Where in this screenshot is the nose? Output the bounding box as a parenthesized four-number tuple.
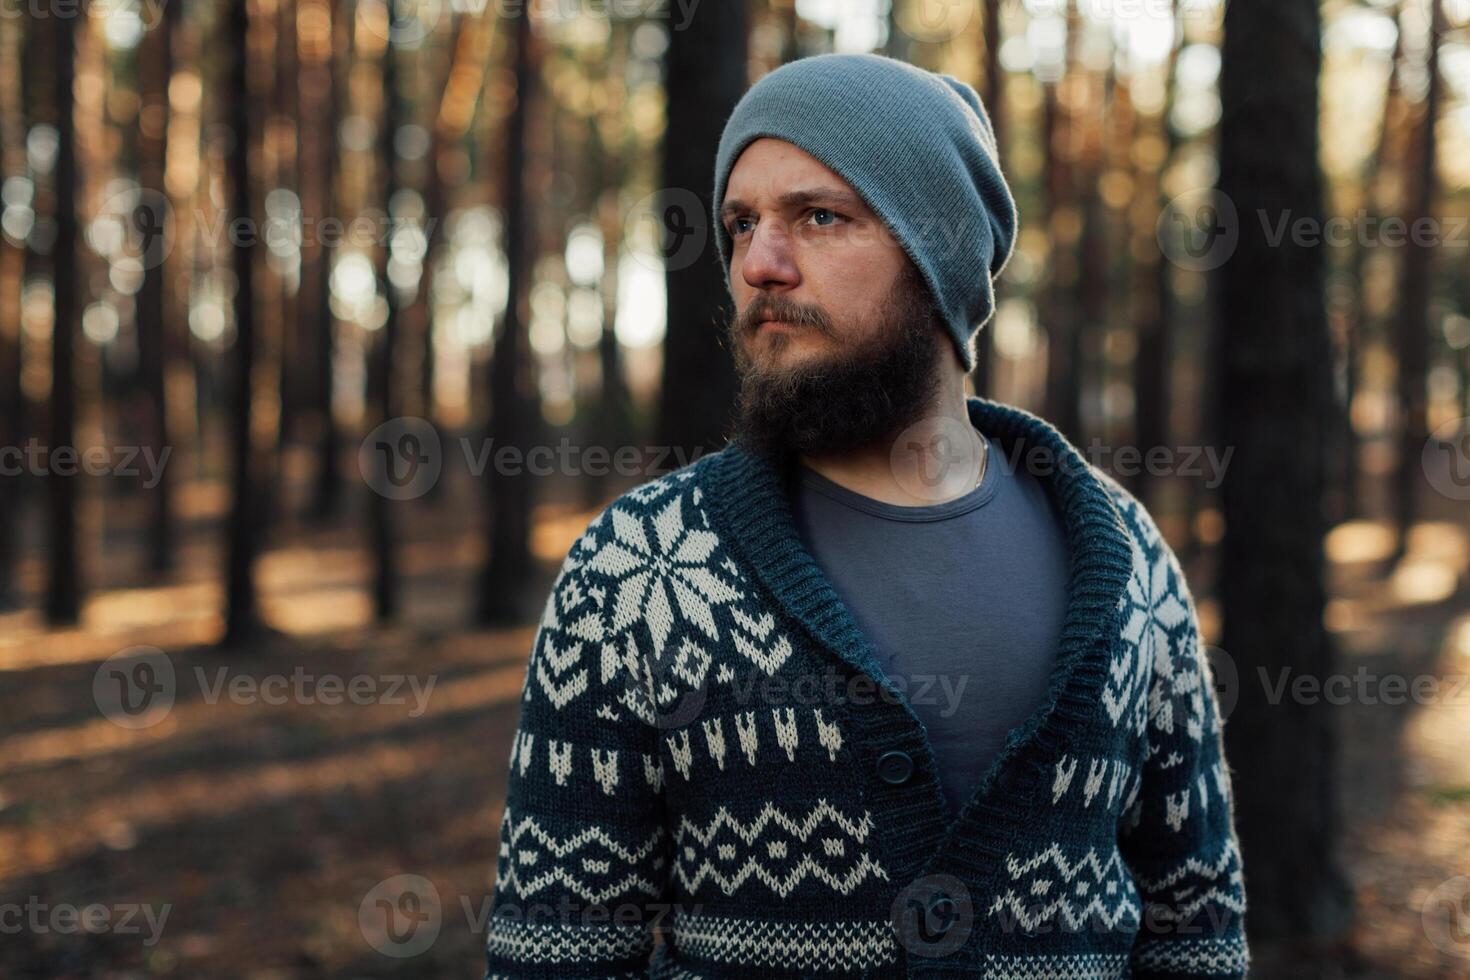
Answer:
(739, 219, 800, 292)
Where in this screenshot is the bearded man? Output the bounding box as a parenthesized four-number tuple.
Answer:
(484, 52, 1249, 980)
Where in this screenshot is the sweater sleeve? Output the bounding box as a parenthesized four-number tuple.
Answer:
(483, 519, 673, 979)
(1117, 523, 1250, 980)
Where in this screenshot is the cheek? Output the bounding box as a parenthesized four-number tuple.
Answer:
(808, 251, 902, 325)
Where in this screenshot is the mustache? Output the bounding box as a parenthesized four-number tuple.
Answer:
(735, 297, 836, 339)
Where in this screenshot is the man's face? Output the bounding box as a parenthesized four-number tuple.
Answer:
(719, 138, 946, 458)
(721, 138, 915, 370)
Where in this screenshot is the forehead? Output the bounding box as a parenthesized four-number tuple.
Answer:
(724, 138, 860, 202)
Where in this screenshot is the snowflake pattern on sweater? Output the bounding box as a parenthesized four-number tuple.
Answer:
(484, 398, 1248, 979)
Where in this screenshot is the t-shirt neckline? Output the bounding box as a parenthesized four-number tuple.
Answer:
(793, 431, 1001, 523)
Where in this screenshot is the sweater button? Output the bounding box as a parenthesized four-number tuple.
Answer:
(876, 750, 914, 785)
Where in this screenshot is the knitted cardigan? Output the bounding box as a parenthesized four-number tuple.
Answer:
(483, 397, 1249, 979)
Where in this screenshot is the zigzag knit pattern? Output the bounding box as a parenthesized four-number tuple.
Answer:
(483, 397, 1249, 978)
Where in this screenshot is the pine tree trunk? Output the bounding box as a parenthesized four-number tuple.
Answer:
(476, 3, 536, 625)
(971, 0, 1005, 399)
(1336, 0, 1404, 526)
(1217, 0, 1353, 948)
(224, 0, 261, 644)
(45, 6, 80, 625)
(1392, 0, 1444, 549)
(0, 12, 27, 607)
(309, 0, 349, 522)
(1133, 4, 1182, 512)
(1042, 0, 1080, 441)
(134, 0, 179, 574)
(656, 0, 747, 461)
(369, 8, 402, 622)
(585, 21, 633, 509)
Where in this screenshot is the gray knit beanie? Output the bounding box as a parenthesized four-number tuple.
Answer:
(712, 53, 1018, 371)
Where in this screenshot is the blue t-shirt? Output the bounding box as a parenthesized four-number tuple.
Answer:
(789, 430, 1071, 819)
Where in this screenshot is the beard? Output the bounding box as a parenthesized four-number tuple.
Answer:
(726, 260, 947, 461)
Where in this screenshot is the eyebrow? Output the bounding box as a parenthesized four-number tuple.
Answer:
(719, 187, 865, 220)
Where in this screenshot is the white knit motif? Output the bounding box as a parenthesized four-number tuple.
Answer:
(529, 480, 797, 727)
(1130, 836, 1248, 923)
(987, 843, 1142, 933)
(1104, 488, 1214, 774)
(673, 801, 889, 899)
(1050, 754, 1137, 813)
(668, 913, 899, 971)
(494, 807, 669, 905)
(1132, 936, 1250, 974)
(484, 919, 650, 965)
(979, 953, 1131, 979)
(662, 707, 846, 781)
(1105, 535, 1167, 736)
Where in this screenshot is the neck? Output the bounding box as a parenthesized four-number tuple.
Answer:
(797, 367, 984, 507)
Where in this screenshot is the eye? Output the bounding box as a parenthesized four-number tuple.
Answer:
(805, 207, 841, 228)
(728, 216, 754, 237)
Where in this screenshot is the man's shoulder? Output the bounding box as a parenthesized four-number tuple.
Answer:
(598, 444, 729, 518)
(1088, 464, 1172, 563)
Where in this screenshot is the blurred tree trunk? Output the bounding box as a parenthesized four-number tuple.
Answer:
(1335, 2, 1404, 527)
(1392, 0, 1444, 551)
(0, 12, 26, 607)
(224, 0, 262, 644)
(971, 0, 1004, 400)
(1074, 63, 1110, 448)
(0, 237, 17, 605)
(369, 10, 403, 622)
(656, 0, 746, 460)
(585, 21, 633, 508)
(476, 4, 536, 625)
(414, 11, 466, 506)
(1217, 0, 1353, 951)
(1042, 0, 1079, 442)
(275, 0, 301, 458)
(135, 0, 180, 574)
(779, 0, 800, 64)
(1131, 0, 1181, 511)
(885, 0, 911, 61)
(309, 0, 350, 522)
(45, 6, 80, 625)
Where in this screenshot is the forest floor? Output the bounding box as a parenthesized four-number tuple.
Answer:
(0, 436, 1468, 978)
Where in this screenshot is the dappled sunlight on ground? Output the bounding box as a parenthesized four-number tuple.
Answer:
(1, 473, 1467, 976)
